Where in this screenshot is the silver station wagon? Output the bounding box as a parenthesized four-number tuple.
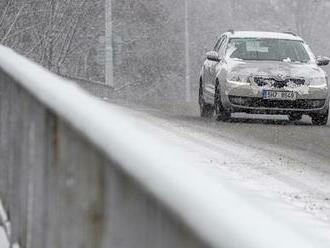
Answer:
(199, 31, 330, 125)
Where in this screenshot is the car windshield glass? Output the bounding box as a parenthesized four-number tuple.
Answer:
(227, 38, 311, 62)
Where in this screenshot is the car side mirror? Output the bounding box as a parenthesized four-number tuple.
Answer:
(316, 56, 330, 66)
(206, 51, 220, 62)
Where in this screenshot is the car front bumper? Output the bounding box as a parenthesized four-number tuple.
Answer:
(222, 81, 329, 114)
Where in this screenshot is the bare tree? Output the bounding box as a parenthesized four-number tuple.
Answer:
(0, 0, 104, 81)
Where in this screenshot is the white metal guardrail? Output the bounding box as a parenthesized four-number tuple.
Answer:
(0, 45, 330, 248)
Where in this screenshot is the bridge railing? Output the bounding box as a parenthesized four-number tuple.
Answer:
(0, 45, 330, 248)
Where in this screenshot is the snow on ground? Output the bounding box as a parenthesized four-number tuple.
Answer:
(109, 102, 330, 224)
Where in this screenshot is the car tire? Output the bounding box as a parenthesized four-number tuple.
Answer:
(199, 84, 214, 118)
(311, 109, 329, 126)
(288, 113, 302, 122)
(214, 83, 231, 122)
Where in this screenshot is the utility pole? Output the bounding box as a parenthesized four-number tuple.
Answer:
(184, 0, 191, 102)
(105, 0, 114, 87)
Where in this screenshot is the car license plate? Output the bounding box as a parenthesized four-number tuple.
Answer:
(262, 90, 296, 100)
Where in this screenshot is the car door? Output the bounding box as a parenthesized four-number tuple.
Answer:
(204, 35, 225, 103)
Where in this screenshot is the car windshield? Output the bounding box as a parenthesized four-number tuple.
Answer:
(227, 38, 311, 63)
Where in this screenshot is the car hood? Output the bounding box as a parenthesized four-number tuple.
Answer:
(227, 59, 326, 79)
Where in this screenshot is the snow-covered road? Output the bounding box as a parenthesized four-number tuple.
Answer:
(111, 102, 330, 225)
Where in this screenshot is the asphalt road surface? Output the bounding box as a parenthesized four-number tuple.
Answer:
(110, 101, 330, 225)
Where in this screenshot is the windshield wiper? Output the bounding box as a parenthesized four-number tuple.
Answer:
(291, 60, 309, 64)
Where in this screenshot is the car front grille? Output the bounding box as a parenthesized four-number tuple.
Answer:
(229, 96, 325, 109)
(253, 77, 305, 88)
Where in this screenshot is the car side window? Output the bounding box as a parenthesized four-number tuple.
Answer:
(214, 36, 225, 52)
(218, 36, 228, 58)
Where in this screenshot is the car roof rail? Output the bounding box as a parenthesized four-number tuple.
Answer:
(227, 29, 235, 34)
(283, 31, 297, 36)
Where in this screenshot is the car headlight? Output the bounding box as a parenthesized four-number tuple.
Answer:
(309, 77, 327, 87)
(227, 73, 252, 85)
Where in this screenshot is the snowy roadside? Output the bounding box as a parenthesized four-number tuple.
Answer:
(107, 103, 330, 225)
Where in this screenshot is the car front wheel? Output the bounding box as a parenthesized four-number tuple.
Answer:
(311, 109, 329, 126)
(214, 84, 231, 121)
(199, 85, 214, 118)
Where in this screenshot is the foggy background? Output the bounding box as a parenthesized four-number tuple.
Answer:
(1, 0, 330, 106)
